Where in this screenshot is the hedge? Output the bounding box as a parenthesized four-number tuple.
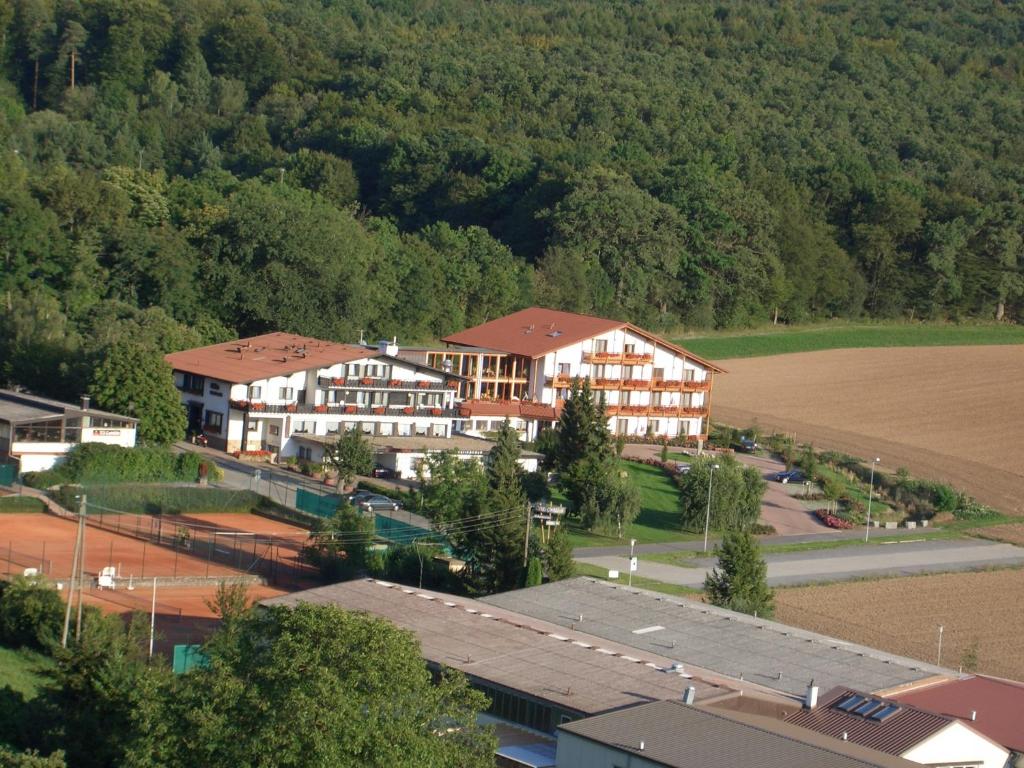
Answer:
(22, 444, 222, 488)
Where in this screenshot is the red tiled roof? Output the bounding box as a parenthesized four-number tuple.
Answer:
(165, 333, 374, 384)
(442, 307, 725, 372)
(891, 676, 1024, 752)
(458, 399, 561, 421)
(785, 687, 952, 756)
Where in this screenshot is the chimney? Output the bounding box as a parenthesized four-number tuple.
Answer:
(841, 732, 848, 741)
(378, 339, 399, 357)
(804, 682, 819, 710)
(682, 686, 696, 705)
(970, 710, 977, 721)
(80, 395, 90, 411)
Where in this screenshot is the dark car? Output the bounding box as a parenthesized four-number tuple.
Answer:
(738, 436, 759, 452)
(774, 469, 805, 484)
(356, 494, 401, 512)
(371, 464, 395, 479)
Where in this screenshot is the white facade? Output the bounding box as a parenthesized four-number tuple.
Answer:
(173, 354, 458, 459)
(456, 327, 714, 442)
(900, 721, 1008, 768)
(11, 426, 138, 473)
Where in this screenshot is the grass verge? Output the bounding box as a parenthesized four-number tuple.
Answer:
(574, 562, 702, 598)
(0, 496, 45, 514)
(673, 321, 1024, 360)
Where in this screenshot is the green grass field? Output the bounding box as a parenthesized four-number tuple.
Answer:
(673, 321, 1024, 360)
(0, 496, 45, 513)
(0, 646, 54, 699)
(567, 461, 697, 548)
(574, 562, 701, 598)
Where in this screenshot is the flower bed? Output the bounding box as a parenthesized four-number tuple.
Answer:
(815, 508, 853, 529)
(232, 449, 274, 460)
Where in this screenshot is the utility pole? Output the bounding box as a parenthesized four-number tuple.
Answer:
(61, 494, 86, 648)
(628, 538, 637, 587)
(149, 578, 157, 658)
(523, 503, 532, 568)
(937, 624, 944, 667)
(75, 494, 88, 642)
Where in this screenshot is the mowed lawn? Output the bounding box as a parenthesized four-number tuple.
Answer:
(0, 646, 54, 698)
(673, 322, 1024, 360)
(567, 461, 696, 548)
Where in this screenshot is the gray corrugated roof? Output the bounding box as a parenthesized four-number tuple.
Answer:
(0, 390, 136, 424)
(482, 578, 955, 698)
(559, 699, 920, 768)
(260, 579, 792, 716)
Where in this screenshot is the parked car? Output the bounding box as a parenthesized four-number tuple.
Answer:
(371, 464, 395, 479)
(674, 463, 692, 475)
(738, 436, 758, 452)
(774, 469, 805, 484)
(345, 490, 374, 505)
(356, 494, 401, 512)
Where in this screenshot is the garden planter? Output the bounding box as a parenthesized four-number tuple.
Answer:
(345, 406, 357, 414)
(403, 407, 415, 415)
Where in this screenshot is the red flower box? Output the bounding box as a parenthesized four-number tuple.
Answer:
(314, 405, 328, 413)
(360, 377, 373, 385)
(430, 407, 442, 416)
(285, 404, 297, 413)
(250, 402, 266, 412)
(388, 379, 402, 386)
(446, 380, 459, 389)
(403, 406, 415, 415)
(344, 405, 357, 414)
(372, 407, 386, 415)
(417, 380, 431, 389)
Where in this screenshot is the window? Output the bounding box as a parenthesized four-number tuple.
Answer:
(248, 385, 262, 399)
(683, 369, 695, 381)
(558, 362, 571, 375)
(592, 339, 607, 353)
(624, 343, 635, 354)
(269, 425, 280, 436)
(204, 411, 224, 434)
(279, 387, 294, 400)
(182, 373, 205, 393)
(326, 421, 340, 434)
(208, 382, 223, 397)
(653, 367, 664, 380)
(346, 363, 359, 377)
(297, 446, 312, 461)
(652, 391, 663, 406)
(651, 419, 661, 433)
(247, 421, 258, 432)
(293, 421, 312, 434)
(328, 389, 342, 404)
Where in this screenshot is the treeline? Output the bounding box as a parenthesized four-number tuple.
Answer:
(2, 0, 1023, 399)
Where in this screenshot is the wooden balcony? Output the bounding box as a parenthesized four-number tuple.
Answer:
(582, 351, 653, 364)
(317, 376, 453, 391)
(231, 401, 455, 418)
(682, 379, 712, 391)
(604, 404, 709, 418)
(653, 378, 711, 391)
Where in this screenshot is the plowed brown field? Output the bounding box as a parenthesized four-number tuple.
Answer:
(775, 569, 1024, 682)
(712, 345, 1024, 514)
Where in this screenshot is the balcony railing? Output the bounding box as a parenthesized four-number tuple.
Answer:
(317, 376, 455, 391)
(604, 405, 709, 418)
(230, 401, 455, 418)
(582, 351, 653, 364)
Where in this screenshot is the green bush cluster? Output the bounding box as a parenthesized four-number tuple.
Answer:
(22, 445, 221, 489)
(49, 486, 258, 517)
(0, 577, 64, 652)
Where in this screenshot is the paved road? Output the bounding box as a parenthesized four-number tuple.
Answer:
(578, 538, 1024, 588)
(621, 443, 829, 536)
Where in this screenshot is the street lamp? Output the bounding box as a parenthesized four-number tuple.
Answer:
(628, 538, 637, 587)
(703, 464, 720, 553)
(864, 457, 880, 542)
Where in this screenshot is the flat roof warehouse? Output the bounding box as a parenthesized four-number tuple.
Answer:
(482, 578, 956, 698)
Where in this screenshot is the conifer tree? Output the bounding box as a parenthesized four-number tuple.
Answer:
(543, 525, 575, 581)
(704, 531, 774, 618)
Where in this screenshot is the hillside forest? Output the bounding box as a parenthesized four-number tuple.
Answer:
(2, 0, 1023, 401)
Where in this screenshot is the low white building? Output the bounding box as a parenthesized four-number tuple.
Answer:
(165, 333, 462, 459)
(291, 433, 541, 480)
(0, 390, 137, 474)
(785, 687, 1009, 768)
(401, 307, 724, 443)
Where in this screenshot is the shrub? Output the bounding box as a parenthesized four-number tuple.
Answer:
(0, 576, 64, 651)
(953, 494, 998, 521)
(22, 444, 221, 488)
(815, 508, 853, 529)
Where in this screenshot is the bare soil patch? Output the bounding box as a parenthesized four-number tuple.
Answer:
(712, 345, 1024, 514)
(774, 569, 1024, 682)
(968, 523, 1024, 547)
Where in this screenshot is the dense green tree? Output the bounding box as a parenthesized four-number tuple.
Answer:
(88, 341, 186, 444)
(524, 556, 542, 587)
(0, 746, 66, 767)
(704, 531, 774, 618)
(677, 455, 765, 533)
(323, 428, 374, 487)
(542, 525, 575, 582)
(149, 603, 495, 768)
(302, 502, 374, 582)
(0, 576, 64, 651)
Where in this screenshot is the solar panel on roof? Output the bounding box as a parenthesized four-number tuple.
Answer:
(855, 699, 883, 716)
(869, 704, 901, 722)
(836, 695, 864, 711)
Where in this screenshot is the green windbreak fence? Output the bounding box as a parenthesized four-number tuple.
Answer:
(172, 644, 208, 674)
(0, 463, 17, 487)
(295, 487, 342, 518)
(295, 488, 442, 546)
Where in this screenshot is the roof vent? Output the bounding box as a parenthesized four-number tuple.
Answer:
(842, 732, 848, 741)
(638, 741, 644, 751)
(80, 395, 90, 411)
(682, 686, 696, 705)
(546, 330, 563, 338)
(805, 682, 819, 710)
(378, 338, 398, 356)
(970, 710, 977, 721)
